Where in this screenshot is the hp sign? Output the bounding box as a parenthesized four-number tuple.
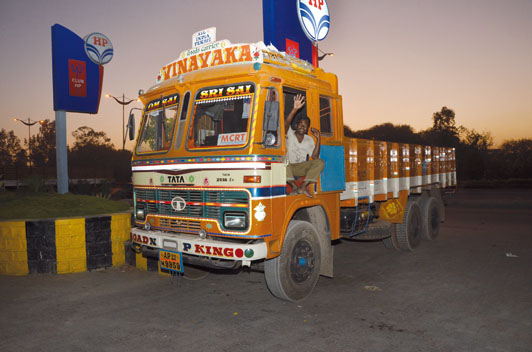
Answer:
(297, 0, 330, 42)
(84, 32, 114, 65)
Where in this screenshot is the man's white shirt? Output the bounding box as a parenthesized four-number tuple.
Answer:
(286, 127, 315, 164)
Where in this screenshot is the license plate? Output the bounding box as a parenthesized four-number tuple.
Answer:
(159, 249, 183, 273)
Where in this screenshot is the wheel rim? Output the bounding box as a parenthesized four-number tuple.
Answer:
(290, 238, 315, 283)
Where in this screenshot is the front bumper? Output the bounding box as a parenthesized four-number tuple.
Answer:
(130, 228, 268, 264)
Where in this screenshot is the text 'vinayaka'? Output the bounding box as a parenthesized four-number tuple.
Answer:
(158, 43, 263, 82)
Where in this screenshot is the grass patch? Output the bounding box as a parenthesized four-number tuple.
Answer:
(0, 192, 130, 221)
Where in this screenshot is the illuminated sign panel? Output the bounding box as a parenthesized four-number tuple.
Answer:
(297, 0, 330, 42)
(51, 24, 102, 113)
(84, 32, 114, 65)
(262, 0, 314, 64)
(156, 42, 263, 83)
(51, 24, 112, 113)
(286, 38, 300, 58)
(68, 59, 87, 97)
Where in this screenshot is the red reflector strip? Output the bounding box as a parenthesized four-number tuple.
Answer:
(136, 199, 247, 208)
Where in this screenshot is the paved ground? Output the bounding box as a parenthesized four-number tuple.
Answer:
(1, 189, 531, 352)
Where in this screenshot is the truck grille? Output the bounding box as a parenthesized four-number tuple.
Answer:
(135, 188, 249, 225)
(159, 218, 202, 232)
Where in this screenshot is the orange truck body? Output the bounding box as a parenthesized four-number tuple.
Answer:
(128, 39, 456, 301)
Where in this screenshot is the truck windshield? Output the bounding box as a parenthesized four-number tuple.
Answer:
(137, 93, 179, 154)
(189, 83, 255, 149)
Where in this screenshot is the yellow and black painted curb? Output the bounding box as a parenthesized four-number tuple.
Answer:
(0, 213, 131, 276)
(124, 240, 169, 275)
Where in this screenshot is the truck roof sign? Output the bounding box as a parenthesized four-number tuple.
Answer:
(192, 27, 216, 48)
(156, 41, 264, 83)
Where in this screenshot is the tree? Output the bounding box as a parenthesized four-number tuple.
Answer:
(433, 106, 457, 133)
(497, 139, 532, 179)
(427, 106, 460, 147)
(69, 127, 128, 181)
(460, 127, 493, 151)
(345, 122, 423, 144)
(458, 127, 494, 180)
(29, 120, 56, 167)
(0, 129, 26, 168)
(72, 126, 114, 151)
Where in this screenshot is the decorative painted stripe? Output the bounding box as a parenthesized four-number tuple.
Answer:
(206, 231, 272, 239)
(85, 216, 112, 270)
(0, 221, 28, 275)
(132, 162, 267, 172)
(132, 155, 282, 167)
(249, 85, 260, 149)
(1, 214, 130, 276)
(196, 93, 253, 104)
(55, 218, 86, 274)
(26, 220, 57, 274)
(150, 226, 199, 235)
(136, 198, 248, 208)
(149, 225, 271, 239)
(247, 186, 287, 198)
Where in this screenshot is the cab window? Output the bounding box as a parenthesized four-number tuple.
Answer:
(136, 93, 179, 154)
(319, 96, 333, 135)
(188, 83, 255, 149)
(283, 87, 307, 131)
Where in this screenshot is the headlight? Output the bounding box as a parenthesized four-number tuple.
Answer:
(136, 205, 146, 220)
(223, 212, 247, 229)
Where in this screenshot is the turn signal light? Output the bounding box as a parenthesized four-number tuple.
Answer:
(243, 176, 261, 183)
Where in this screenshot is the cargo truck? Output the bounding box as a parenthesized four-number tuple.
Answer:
(127, 38, 456, 301)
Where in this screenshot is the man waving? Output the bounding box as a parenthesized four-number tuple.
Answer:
(285, 94, 325, 197)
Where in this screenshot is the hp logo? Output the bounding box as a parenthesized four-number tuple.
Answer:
(297, 0, 330, 42)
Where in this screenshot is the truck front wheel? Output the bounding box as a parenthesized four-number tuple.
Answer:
(264, 220, 321, 302)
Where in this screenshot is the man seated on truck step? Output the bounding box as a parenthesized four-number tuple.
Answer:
(285, 94, 324, 198)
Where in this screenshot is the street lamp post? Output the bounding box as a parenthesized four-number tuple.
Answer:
(13, 117, 43, 168)
(106, 94, 138, 150)
(314, 43, 334, 67)
(318, 52, 334, 61)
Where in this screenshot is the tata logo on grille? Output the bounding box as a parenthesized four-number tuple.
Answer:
(171, 197, 187, 211)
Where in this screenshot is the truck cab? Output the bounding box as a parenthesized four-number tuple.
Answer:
(130, 41, 343, 300)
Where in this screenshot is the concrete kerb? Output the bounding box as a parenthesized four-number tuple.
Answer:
(0, 212, 132, 276)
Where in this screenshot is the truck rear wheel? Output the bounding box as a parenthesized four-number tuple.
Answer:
(396, 200, 422, 251)
(421, 196, 441, 240)
(382, 225, 400, 250)
(264, 220, 321, 302)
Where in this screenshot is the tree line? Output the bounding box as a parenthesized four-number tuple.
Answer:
(346, 106, 531, 181)
(1, 107, 531, 182)
(0, 120, 132, 183)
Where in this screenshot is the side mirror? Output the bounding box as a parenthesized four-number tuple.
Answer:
(262, 101, 279, 147)
(128, 113, 135, 140)
(263, 101, 279, 132)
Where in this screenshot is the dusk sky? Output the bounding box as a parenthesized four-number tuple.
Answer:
(1, 0, 531, 150)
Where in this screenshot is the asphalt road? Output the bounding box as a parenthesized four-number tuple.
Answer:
(1, 189, 531, 352)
